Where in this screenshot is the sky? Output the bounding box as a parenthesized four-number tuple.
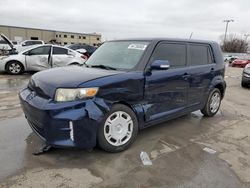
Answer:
(0, 0, 249, 42)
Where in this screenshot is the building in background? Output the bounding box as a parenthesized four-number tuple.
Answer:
(0, 25, 101, 46)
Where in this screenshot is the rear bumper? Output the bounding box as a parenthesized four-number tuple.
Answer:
(19, 88, 110, 149)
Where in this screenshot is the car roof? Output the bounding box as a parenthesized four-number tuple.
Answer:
(20, 44, 77, 53)
(109, 38, 218, 45)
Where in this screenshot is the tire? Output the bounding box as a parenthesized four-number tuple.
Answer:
(241, 81, 248, 88)
(97, 104, 138, 153)
(201, 88, 221, 117)
(6, 61, 24, 75)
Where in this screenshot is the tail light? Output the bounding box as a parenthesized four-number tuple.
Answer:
(81, 55, 88, 60)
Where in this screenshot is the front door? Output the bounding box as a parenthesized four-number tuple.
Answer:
(144, 42, 189, 122)
(25, 45, 51, 71)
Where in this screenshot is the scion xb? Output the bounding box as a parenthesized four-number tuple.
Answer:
(19, 39, 226, 152)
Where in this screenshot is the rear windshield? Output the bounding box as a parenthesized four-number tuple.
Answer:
(85, 41, 149, 70)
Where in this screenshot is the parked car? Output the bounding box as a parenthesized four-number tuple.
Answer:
(14, 40, 45, 52)
(231, 56, 250, 68)
(241, 63, 250, 87)
(0, 44, 86, 74)
(224, 55, 238, 64)
(66, 44, 96, 57)
(19, 38, 226, 152)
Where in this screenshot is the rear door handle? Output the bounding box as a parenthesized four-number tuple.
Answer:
(211, 68, 215, 72)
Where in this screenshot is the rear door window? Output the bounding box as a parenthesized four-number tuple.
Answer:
(150, 43, 187, 69)
(189, 44, 213, 66)
(53, 47, 68, 55)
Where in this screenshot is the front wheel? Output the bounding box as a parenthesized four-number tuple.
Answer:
(6, 61, 24, 75)
(98, 104, 138, 152)
(241, 81, 248, 88)
(201, 88, 221, 117)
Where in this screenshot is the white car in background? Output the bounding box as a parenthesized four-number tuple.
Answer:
(14, 40, 45, 52)
(0, 44, 86, 74)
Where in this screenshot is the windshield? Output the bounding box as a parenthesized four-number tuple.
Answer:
(85, 41, 149, 70)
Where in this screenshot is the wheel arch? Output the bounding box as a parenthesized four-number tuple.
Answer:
(112, 101, 145, 129)
(68, 62, 80, 66)
(5, 60, 25, 71)
(209, 75, 226, 99)
(214, 83, 225, 98)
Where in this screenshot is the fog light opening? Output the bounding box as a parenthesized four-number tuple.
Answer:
(69, 121, 74, 141)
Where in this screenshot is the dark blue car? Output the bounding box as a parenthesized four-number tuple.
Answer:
(19, 39, 226, 152)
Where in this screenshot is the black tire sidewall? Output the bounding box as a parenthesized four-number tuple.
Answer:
(6, 61, 23, 75)
(201, 88, 221, 117)
(241, 81, 248, 88)
(97, 104, 138, 153)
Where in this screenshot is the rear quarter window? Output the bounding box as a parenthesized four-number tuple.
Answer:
(53, 47, 68, 55)
(189, 44, 213, 66)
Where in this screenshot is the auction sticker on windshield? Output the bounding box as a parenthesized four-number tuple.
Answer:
(128, 44, 147, 50)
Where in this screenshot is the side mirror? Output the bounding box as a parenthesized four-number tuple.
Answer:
(151, 60, 170, 70)
(21, 43, 26, 46)
(23, 51, 32, 56)
(76, 48, 87, 54)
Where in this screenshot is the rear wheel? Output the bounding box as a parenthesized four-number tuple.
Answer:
(201, 88, 221, 117)
(98, 104, 138, 152)
(6, 61, 24, 75)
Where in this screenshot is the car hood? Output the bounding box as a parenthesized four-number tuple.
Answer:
(30, 66, 124, 98)
(0, 33, 14, 50)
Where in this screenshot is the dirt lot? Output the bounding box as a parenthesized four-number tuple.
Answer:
(0, 67, 250, 188)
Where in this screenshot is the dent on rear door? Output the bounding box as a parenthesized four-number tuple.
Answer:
(52, 55, 69, 67)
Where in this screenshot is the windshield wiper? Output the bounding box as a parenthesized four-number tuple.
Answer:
(90, 64, 117, 70)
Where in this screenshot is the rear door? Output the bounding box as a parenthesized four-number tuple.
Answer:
(144, 42, 189, 122)
(52, 46, 71, 67)
(187, 43, 215, 109)
(25, 45, 51, 71)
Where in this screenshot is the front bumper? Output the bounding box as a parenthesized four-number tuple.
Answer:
(242, 73, 250, 84)
(19, 87, 110, 149)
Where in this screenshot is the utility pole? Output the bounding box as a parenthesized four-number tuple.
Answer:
(223, 19, 234, 42)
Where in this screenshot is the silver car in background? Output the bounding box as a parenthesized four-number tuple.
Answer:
(0, 44, 86, 74)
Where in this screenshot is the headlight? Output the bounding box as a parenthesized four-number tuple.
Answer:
(55, 88, 99, 102)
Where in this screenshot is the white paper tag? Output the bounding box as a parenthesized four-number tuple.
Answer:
(203, 147, 217, 154)
(128, 44, 147, 50)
